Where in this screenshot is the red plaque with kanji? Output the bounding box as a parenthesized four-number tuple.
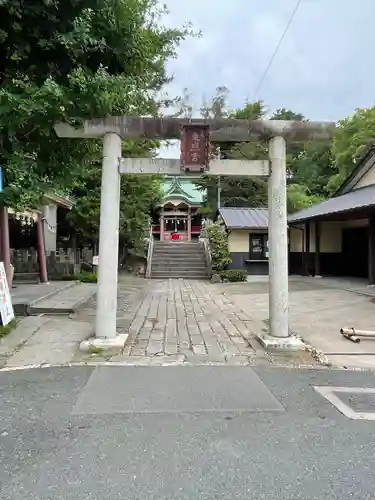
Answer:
(180, 124, 210, 173)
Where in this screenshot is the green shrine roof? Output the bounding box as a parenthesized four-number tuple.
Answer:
(162, 177, 205, 206)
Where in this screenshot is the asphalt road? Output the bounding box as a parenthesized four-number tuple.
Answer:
(1, 365, 375, 499)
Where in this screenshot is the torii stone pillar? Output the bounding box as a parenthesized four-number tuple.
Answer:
(54, 117, 335, 350)
(95, 132, 122, 339)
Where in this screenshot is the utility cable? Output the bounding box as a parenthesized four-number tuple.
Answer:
(253, 0, 303, 99)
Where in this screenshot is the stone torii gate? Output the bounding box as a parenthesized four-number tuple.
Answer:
(54, 117, 335, 350)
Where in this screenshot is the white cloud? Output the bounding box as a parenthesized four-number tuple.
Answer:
(163, 0, 375, 121)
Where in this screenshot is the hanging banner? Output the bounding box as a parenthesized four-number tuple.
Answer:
(0, 167, 3, 193)
(0, 262, 14, 326)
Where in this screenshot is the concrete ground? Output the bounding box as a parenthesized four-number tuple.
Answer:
(5, 275, 375, 370)
(1, 364, 375, 499)
(221, 276, 375, 369)
(11, 280, 84, 315)
(1, 275, 147, 369)
(3, 276, 316, 369)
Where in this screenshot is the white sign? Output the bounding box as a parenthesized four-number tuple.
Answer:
(92, 255, 99, 266)
(0, 262, 14, 326)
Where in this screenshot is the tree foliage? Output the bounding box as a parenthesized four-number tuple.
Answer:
(193, 86, 344, 214)
(0, 0, 191, 209)
(207, 222, 231, 271)
(329, 107, 375, 194)
(0, 0, 195, 257)
(68, 139, 162, 256)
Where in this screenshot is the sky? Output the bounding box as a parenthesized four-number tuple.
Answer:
(159, 0, 375, 157)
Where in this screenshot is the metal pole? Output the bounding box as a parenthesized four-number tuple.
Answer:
(95, 132, 122, 338)
(36, 216, 48, 283)
(268, 136, 289, 338)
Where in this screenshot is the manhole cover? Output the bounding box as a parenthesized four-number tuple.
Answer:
(314, 386, 375, 420)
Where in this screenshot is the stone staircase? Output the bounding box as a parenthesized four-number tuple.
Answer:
(150, 241, 209, 279)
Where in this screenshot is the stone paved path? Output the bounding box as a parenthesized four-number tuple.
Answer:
(113, 279, 257, 365)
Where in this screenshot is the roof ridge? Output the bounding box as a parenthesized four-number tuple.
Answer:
(219, 207, 267, 210)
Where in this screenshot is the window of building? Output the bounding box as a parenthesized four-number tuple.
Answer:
(249, 233, 268, 260)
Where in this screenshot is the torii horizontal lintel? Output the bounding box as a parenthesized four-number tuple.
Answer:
(54, 117, 335, 142)
(119, 158, 270, 176)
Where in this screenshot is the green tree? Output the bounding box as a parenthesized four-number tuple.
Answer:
(69, 139, 162, 257)
(190, 87, 344, 214)
(196, 88, 269, 213)
(0, 0, 191, 209)
(287, 184, 323, 213)
(329, 106, 375, 194)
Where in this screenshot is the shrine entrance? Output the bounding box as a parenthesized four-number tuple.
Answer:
(163, 215, 188, 241)
(54, 116, 335, 346)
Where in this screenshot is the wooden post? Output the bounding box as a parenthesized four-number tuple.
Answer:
(160, 214, 164, 241)
(314, 221, 321, 277)
(36, 215, 48, 283)
(368, 215, 375, 285)
(187, 210, 191, 241)
(0, 207, 12, 287)
(305, 221, 310, 276)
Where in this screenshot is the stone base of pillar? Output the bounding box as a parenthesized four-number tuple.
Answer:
(256, 333, 304, 351)
(79, 333, 129, 353)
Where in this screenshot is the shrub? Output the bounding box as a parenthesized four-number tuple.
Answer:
(219, 269, 247, 282)
(60, 272, 97, 283)
(207, 223, 232, 271)
(0, 319, 18, 339)
(78, 272, 97, 283)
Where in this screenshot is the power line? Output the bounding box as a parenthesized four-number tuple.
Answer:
(253, 0, 303, 99)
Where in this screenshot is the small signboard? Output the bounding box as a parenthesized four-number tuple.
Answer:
(0, 262, 14, 326)
(180, 124, 210, 173)
(92, 255, 99, 266)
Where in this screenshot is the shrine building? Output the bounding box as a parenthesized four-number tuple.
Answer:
(152, 177, 205, 241)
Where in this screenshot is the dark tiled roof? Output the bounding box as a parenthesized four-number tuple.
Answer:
(218, 207, 268, 229)
(288, 183, 375, 223)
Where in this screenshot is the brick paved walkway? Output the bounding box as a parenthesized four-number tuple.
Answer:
(121, 279, 256, 364)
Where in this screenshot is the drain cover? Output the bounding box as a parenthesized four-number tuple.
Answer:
(314, 386, 375, 420)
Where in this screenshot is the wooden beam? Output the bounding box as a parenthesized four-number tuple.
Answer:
(55, 117, 336, 142)
(119, 158, 270, 176)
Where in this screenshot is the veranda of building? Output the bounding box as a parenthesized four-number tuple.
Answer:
(289, 144, 375, 284)
(152, 177, 205, 241)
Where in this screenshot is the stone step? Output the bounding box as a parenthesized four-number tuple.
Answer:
(151, 269, 208, 275)
(154, 244, 203, 249)
(13, 272, 40, 284)
(155, 242, 202, 245)
(29, 282, 96, 315)
(151, 260, 206, 269)
(151, 273, 208, 279)
(152, 267, 207, 273)
(153, 250, 205, 256)
(152, 256, 206, 262)
(152, 260, 207, 266)
(154, 245, 204, 250)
